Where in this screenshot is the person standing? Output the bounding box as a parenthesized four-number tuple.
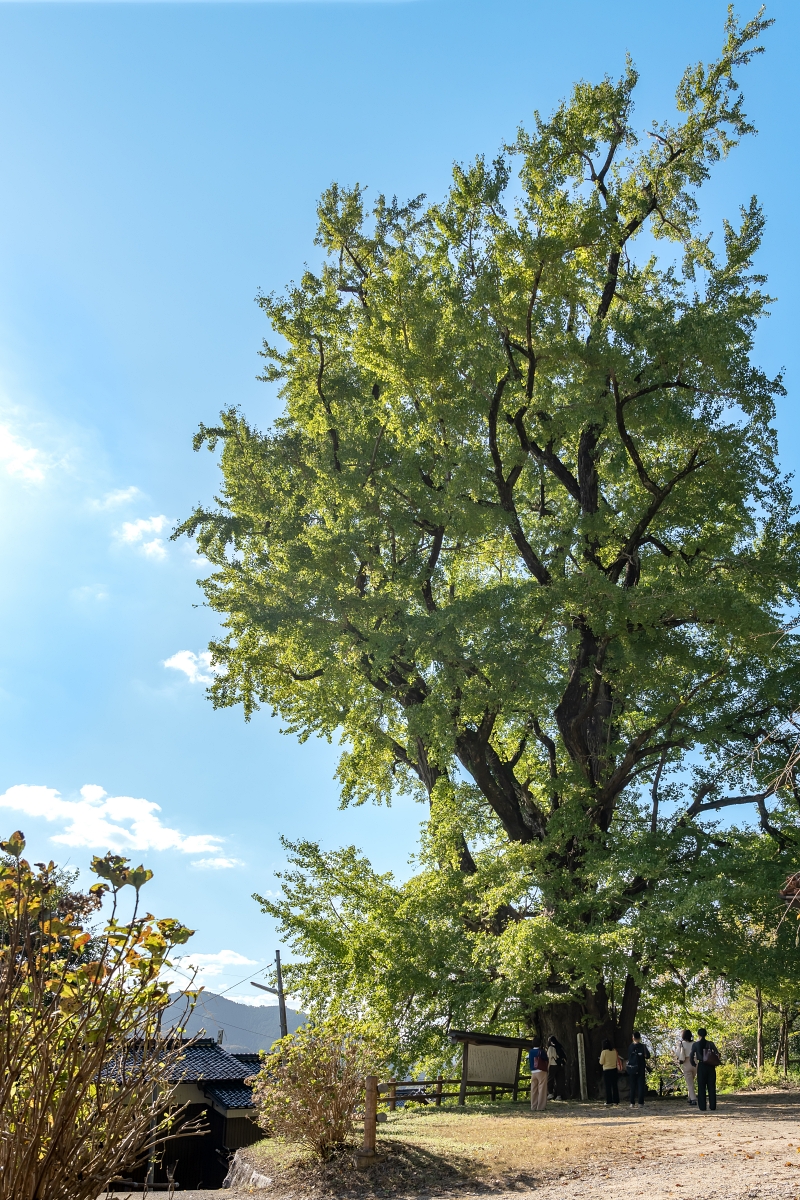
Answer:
(547, 1036, 566, 1100)
(528, 1043, 549, 1112)
(691, 1028, 720, 1113)
(626, 1030, 651, 1108)
(677, 1028, 697, 1106)
(599, 1038, 620, 1106)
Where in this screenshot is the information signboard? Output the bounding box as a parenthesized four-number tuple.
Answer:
(465, 1043, 520, 1085)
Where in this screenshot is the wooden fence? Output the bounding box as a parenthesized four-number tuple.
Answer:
(356, 1074, 533, 1166)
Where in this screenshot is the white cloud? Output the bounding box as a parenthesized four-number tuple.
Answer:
(71, 584, 109, 604)
(0, 783, 224, 855)
(90, 486, 142, 510)
(0, 425, 46, 483)
(226, 993, 280, 1008)
(116, 515, 171, 560)
(171, 949, 258, 991)
(178, 949, 257, 975)
(119, 515, 169, 542)
(141, 538, 167, 560)
(164, 650, 220, 685)
(191, 856, 243, 870)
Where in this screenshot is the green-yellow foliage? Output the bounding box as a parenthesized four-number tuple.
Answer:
(0, 832, 198, 1200)
(249, 1019, 383, 1161)
(178, 9, 800, 1070)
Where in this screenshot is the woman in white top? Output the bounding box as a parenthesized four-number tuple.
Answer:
(677, 1028, 697, 1105)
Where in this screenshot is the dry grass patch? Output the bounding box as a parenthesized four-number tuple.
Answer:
(379, 1103, 629, 1177)
(238, 1101, 643, 1197)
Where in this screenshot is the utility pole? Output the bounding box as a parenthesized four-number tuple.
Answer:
(275, 949, 288, 1040)
(250, 949, 289, 1039)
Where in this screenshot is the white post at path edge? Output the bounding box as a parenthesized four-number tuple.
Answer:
(577, 1032, 588, 1101)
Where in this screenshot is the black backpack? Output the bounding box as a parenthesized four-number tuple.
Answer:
(628, 1044, 645, 1071)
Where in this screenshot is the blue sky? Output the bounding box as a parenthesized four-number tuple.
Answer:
(0, 0, 797, 999)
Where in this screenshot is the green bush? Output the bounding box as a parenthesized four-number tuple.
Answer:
(715, 1064, 746, 1091)
(249, 1019, 382, 1161)
(714, 1063, 800, 1092)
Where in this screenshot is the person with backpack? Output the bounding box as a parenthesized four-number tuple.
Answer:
(598, 1038, 620, 1106)
(546, 1036, 567, 1100)
(528, 1042, 550, 1111)
(690, 1028, 720, 1112)
(626, 1030, 651, 1108)
(677, 1028, 697, 1106)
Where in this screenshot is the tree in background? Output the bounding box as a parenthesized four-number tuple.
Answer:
(179, 10, 800, 1091)
(636, 815, 799, 1079)
(0, 832, 198, 1200)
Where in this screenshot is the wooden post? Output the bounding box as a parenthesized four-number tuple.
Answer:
(756, 986, 764, 1071)
(435, 1075, 443, 1107)
(388, 1078, 397, 1112)
(356, 1075, 378, 1167)
(512, 1047, 522, 1102)
(458, 1043, 469, 1106)
(577, 1032, 588, 1102)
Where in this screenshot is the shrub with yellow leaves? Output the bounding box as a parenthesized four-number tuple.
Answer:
(0, 830, 200, 1200)
(249, 1018, 382, 1162)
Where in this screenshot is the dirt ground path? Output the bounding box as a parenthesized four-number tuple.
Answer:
(497, 1090, 800, 1200)
(162, 1090, 800, 1200)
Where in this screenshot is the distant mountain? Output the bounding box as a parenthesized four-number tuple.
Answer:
(166, 992, 306, 1054)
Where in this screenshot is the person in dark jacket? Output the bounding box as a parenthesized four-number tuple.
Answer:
(690, 1027, 720, 1112)
(626, 1030, 651, 1108)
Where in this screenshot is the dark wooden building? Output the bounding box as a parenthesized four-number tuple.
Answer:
(118, 1040, 262, 1190)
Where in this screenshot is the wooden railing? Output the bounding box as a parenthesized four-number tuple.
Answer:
(356, 1074, 532, 1166)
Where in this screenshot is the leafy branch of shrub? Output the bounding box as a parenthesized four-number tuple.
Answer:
(249, 1019, 383, 1161)
(0, 830, 202, 1200)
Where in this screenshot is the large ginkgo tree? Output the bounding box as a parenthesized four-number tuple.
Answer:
(178, 9, 800, 1092)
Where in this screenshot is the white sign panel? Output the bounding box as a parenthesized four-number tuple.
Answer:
(466, 1043, 519, 1084)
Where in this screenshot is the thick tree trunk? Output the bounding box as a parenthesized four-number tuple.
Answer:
(534, 975, 639, 1100)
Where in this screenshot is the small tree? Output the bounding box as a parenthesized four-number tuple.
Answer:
(0, 831, 199, 1200)
(249, 1020, 380, 1161)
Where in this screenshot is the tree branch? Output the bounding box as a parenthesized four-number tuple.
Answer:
(314, 335, 341, 472)
(525, 264, 544, 399)
(488, 380, 551, 585)
(650, 745, 668, 834)
(508, 407, 582, 504)
(421, 527, 445, 613)
(607, 449, 704, 584)
(685, 789, 772, 819)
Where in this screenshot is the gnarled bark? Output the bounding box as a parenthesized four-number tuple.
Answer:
(534, 974, 640, 1100)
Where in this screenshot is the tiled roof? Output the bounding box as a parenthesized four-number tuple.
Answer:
(168, 1040, 252, 1083)
(231, 1052, 261, 1066)
(204, 1083, 256, 1110)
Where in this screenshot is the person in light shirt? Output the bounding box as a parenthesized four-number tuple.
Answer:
(598, 1038, 620, 1106)
(677, 1028, 697, 1106)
